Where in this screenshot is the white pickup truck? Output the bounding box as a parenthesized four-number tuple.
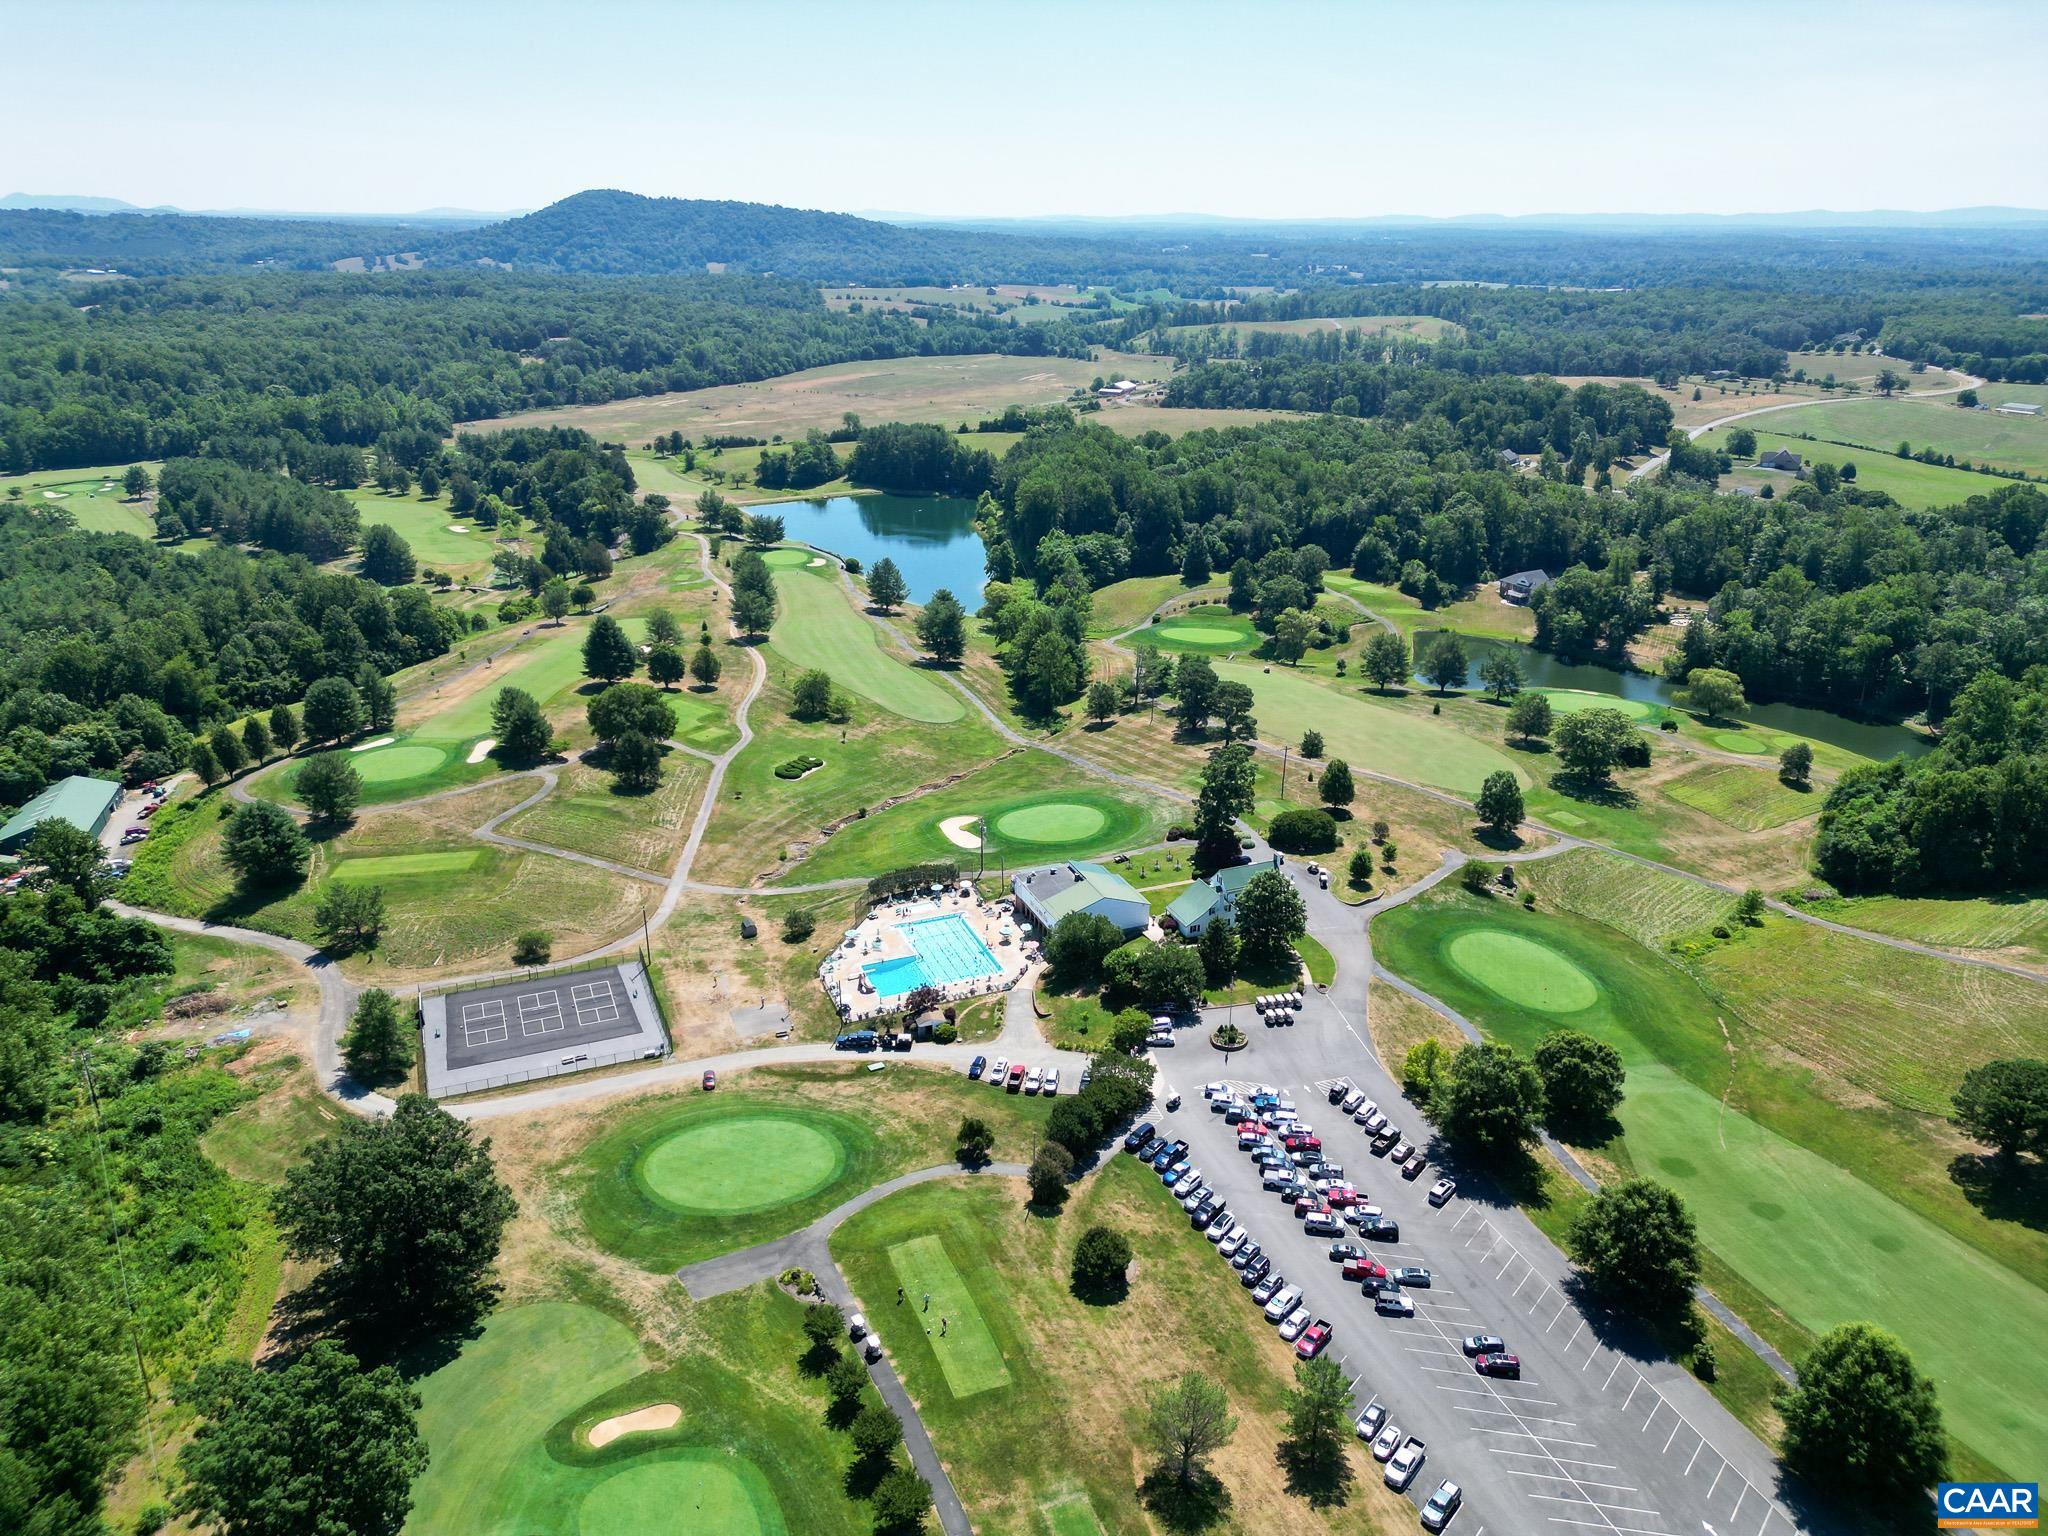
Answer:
(1384, 1435, 1426, 1492)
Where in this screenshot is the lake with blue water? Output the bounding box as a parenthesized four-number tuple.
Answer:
(754, 493, 985, 604)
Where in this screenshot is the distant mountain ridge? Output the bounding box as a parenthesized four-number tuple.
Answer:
(0, 192, 515, 224)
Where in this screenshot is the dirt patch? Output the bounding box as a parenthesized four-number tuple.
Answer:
(587, 1403, 681, 1447)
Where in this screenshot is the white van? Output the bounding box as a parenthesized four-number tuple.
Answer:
(1263, 1284, 1304, 1323)
(1043, 1067, 1060, 1096)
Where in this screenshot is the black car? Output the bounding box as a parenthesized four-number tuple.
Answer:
(1240, 1254, 1272, 1287)
(1124, 1121, 1156, 1153)
(1191, 1200, 1221, 1230)
(1137, 1136, 1166, 1162)
(1327, 1082, 1350, 1104)
(1361, 1215, 1400, 1242)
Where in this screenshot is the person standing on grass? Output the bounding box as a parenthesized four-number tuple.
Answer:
(941, 1318, 948, 1336)
(923, 1292, 931, 1311)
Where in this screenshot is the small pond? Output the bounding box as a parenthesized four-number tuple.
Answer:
(752, 493, 985, 604)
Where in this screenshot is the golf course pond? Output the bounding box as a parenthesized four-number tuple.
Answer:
(1412, 629, 1930, 761)
(754, 493, 984, 603)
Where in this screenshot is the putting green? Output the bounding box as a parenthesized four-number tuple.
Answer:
(887, 1234, 1010, 1397)
(760, 547, 814, 567)
(577, 1458, 777, 1536)
(1155, 624, 1245, 645)
(1444, 929, 1600, 1013)
(992, 801, 1107, 843)
(1537, 689, 1657, 720)
(350, 743, 450, 783)
(329, 850, 482, 882)
(1709, 729, 1773, 755)
(637, 1115, 847, 1215)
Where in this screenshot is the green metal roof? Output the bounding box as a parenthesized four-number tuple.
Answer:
(1039, 860, 1145, 924)
(1165, 882, 1220, 927)
(1212, 856, 1281, 896)
(0, 775, 121, 850)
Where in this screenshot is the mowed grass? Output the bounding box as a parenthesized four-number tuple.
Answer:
(1323, 571, 1537, 642)
(1084, 573, 1212, 639)
(1805, 890, 2048, 968)
(328, 849, 482, 881)
(788, 750, 1175, 884)
(1164, 313, 1460, 342)
(1754, 394, 2048, 479)
(1127, 604, 1259, 654)
(0, 462, 160, 537)
(406, 1290, 864, 1536)
(767, 561, 963, 724)
(342, 487, 502, 574)
(1705, 425, 2004, 510)
(564, 1067, 1053, 1271)
(1662, 760, 1820, 831)
(500, 754, 708, 874)
(1374, 880, 2048, 1475)
(1214, 660, 1523, 795)
(887, 1234, 1011, 1396)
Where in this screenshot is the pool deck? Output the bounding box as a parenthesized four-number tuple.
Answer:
(820, 888, 1033, 1024)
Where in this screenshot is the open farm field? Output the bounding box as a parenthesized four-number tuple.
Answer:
(786, 748, 1177, 883)
(1704, 425, 2001, 509)
(455, 351, 1168, 444)
(832, 1160, 1397, 1536)
(563, 1065, 1052, 1271)
(1166, 313, 1459, 343)
(0, 461, 161, 537)
(1376, 871, 2048, 1476)
(824, 283, 1106, 321)
(1735, 393, 2048, 478)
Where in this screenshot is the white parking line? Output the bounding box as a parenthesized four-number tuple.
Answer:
(1602, 1359, 1622, 1391)
(1544, 1519, 1677, 1536)
(1525, 1493, 1665, 1518)
(1661, 1422, 1679, 1454)
(1474, 1427, 1603, 1449)
(1684, 1439, 1703, 1476)
(1490, 1449, 1621, 1472)
(1457, 1405, 1578, 1427)
(1501, 1471, 1640, 1494)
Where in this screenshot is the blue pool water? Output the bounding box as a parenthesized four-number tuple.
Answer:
(862, 914, 1002, 998)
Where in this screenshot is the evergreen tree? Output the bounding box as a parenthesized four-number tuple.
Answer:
(690, 643, 723, 689)
(867, 558, 909, 612)
(269, 701, 300, 755)
(342, 990, 413, 1082)
(208, 725, 248, 778)
(490, 686, 552, 764)
(241, 713, 272, 763)
(582, 614, 637, 681)
(914, 588, 968, 661)
(298, 753, 363, 826)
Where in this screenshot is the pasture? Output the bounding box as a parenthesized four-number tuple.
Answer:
(1705, 425, 2005, 510)
(765, 560, 964, 724)
(786, 750, 1174, 883)
(1374, 876, 2048, 1475)
(404, 1292, 865, 1536)
(1165, 313, 1459, 343)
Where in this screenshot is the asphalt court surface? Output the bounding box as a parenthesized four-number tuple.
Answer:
(441, 966, 645, 1070)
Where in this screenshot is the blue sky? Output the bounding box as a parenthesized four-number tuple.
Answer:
(14, 0, 2047, 218)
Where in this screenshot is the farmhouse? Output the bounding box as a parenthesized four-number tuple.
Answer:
(0, 774, 121, 855)
(1995, 401, 2043, 416)
(1757, 448, 1803, 472)
(1012, 859, 1149, 937)
(1096, 380, 1140, 399)
(1497, 568, 1551, 603)
(1162, 853, 1286, 938)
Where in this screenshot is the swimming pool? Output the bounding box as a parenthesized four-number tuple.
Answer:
(862, 914, 1003, 999)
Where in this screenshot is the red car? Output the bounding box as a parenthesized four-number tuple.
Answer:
(1343, 1255, 1388, 1284)
(1295, 1319, 1334, 1359)
(1325, 1184, 1360, 1208)
(701, 1069, 717, 1091)
(1294, 1194, 1330, 1219)
(1474, 1352, 1521, 1379)
(137, 801, 160, 818)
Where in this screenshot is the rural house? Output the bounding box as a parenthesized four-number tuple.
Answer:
(1757, 448, 1803, 472)
(1497, 569, 1551, 603)
(1162, 853, 1287, 938)
(1012, 860, 1149, 937)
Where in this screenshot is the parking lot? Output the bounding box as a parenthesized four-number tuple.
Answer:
(1141, 991, 1819, 1536)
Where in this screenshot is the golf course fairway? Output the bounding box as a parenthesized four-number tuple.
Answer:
(1374, 890, 2046, 1474)
(767, 562, 963, 724)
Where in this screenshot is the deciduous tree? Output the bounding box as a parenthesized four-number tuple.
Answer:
(1952, 1057, 2048, 1161)
(221, 800, 310, 887)
(490, 686, 551, 764)
(1475, 769, 1524, 837)
(1318, 758, 1354, 810)
(1779, 1324, 1948, 1504)
(317, 881, 386, 955)
(1533, 1029, 1625, 1134)
(297, 753, 363, 826)
(1363, 631, 1409, 693)
(1565, 1178, 1699, 1320)
(1433, 1041, 1544, 1158)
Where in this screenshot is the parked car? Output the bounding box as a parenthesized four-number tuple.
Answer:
(1219, 1227, 1248, 1258)
(1343, 1255, 1387, 1284)
(1123, 1121, 1156, 1152)
(1240, 1254, 1272, 1287)
(1389, 1139, 1414, 1163)
(1231, 1240, 1262, 1271)
(1327, 1081, 1350, 1104)
(1361, 1214, 1400, 1242)
(1369, 1420, 1403, 1461)
(1137, 1137, 1166, 1162)
(1250, 1272, 1282, 1303)
(1262, 1169, 1295, 1192)
(1428, 1177, 1458, 1207)
(1420, 1479, 1463, 1531)
(1182, 1184, 1213, 1212)
(1191, 1202, 1221, 1231)
(1275, 1309, 1310, 1342)
(1375, 1289, 1415, 1317)
(1384, 1437, 1426, 1492)
(968, 1054, 987, 1081)
(1393, 1266, 1432, 1288)
(1402, 1152, 1427, 1180)
(1023, 1068, 1041, 1094)
(1474, 1352, 1521, 1379)
(701, 1069, 717, 1090)
(1043, 1067, 1060, 1096)
(1327, 1241, 1363, 1263)
(1354, 1398, 1387, 1442)
(1147, 1029, 1174, 1047)
(1294, 1319, 1334, 1358)
(1341, 1088, 1365, 1114)
(1171, 1171, 1201, 1198)
(990, 1055, 1009, 1082)
(1263, 1284, 1303, 1323)
(1461, 1335, 1506, 1357)
(1358, 1106, 1385, 1130)
(1304, 1211, 1343, 1237)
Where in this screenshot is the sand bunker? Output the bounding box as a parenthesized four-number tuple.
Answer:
(586, 1403, 681, 1448)
(938, 815, 984, 850)
(466, 737, 497, 764)
(447, 524, 470, 534)
(350, 736, 398, 753)
(807, 556, 827, 567)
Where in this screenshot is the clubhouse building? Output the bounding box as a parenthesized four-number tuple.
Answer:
(1161, 853, 1286, 938)
(1011, 859, 1149, 937)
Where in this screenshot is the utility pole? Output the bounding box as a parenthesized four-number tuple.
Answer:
(1279, 745, 1290, 799)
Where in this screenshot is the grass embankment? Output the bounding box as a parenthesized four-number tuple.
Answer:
(564, 1066, 1055, 1271)
(1801, 889, 2048, 970)
(1374, 853, 2048, 1475)
(831, 1158, 1395, 1536)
